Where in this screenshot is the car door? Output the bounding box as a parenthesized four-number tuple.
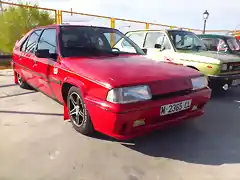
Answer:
(34, 28, 61, 100)
(17, 29, 43, 87)
(143, 32, 173, 62)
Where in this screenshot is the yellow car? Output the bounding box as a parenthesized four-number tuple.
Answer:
(114, 29, 240, 92)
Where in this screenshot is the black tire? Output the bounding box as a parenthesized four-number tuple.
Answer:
(16, 72, 33, 90)
(67, 86, 94, 135)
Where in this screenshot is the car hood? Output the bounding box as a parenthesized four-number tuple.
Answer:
(62, 55, 201, 95)
(178, 50, 240, 64)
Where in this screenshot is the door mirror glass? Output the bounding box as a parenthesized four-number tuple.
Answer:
(142, 48, 148, 54)
(154, 44, 162, 49)
(35, 49, 50, 58)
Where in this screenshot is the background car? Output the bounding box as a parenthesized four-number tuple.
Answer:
(115, 29, 240, 92)
(12, 25, 211, 140)
(197, 34, 240, 55)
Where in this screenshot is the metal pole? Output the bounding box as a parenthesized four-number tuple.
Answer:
(203, 19, 206, 34)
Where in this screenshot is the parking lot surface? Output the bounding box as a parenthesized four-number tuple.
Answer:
(0, 69, 240, 180)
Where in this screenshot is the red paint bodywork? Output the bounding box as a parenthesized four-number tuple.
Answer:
(12, 25, 211, 140)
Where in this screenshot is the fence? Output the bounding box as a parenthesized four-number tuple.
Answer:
(0, 1, 56, 23)
(0, 1, 236, 35)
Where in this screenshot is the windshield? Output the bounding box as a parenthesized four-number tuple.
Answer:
(59, 26, 145, 57)
(226, 38, 240, 51)
(168, 31, 207, 51)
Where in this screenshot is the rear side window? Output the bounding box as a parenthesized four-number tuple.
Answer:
(37, 28, 57, 54)
(123, 32, 145, 47)
(144, 32, 165, 48)
(21, 30, 42, 53)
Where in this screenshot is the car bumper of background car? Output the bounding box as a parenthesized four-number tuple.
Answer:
(85, 88, 211, 140)
(208, 74, 240, 87)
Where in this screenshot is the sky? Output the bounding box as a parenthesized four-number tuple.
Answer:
(3, 0, 240, 32)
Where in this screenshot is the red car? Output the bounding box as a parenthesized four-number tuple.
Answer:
(12, 25, 211, 140)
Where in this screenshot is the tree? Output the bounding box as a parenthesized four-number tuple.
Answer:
(0, 2, 55, 53)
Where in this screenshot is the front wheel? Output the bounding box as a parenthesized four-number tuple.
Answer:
(67, 86, 94, 135)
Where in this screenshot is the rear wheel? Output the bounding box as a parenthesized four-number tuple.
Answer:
(67, 86, 94, 135)
(17, 73, 33, 90)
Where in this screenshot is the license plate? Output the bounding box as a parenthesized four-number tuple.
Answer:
(160, 100, 192, 116)
(232, 79, 240, 86)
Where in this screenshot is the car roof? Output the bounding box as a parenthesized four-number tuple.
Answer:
(32, 24, 115, 31)
(125, 29, 193, 34)
(197, 34, 234, 39)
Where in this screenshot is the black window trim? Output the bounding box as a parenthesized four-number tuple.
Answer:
(20, 29, 43, 54)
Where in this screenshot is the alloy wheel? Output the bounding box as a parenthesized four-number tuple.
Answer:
(69, 92, 85, 127)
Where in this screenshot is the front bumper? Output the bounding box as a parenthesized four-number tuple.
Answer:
(208, 74, 240, 87)
(85, 88, 211, 140)
(208, 73, 240, 80)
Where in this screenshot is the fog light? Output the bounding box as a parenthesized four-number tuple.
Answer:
(133, 119, 145, 127)
(223, 84, 228, 91)
(192, 105, 198, 111)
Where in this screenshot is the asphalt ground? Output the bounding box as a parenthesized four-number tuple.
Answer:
(0, 69, 240, 180)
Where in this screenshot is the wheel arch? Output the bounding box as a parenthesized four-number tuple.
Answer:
(186, 65, 199, 71)
(61, 77, 86, 103)
(61, 77, 86, 121)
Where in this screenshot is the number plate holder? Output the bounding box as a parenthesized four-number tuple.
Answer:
(160, 99, 192, 116)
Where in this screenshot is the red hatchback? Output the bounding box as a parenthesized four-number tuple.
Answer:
(12, 25, 211, 140)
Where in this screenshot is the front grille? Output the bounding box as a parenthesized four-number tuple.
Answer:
(151, 89, 192, 100)
(229, 62, 240, 72)
(232, 66, 240, 71)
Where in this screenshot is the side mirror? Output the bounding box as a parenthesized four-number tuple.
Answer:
(142, 48, 148, 54)
(35, 49, 50, 58)
(154, 44, 162, 49)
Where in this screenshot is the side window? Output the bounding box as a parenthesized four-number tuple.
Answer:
(201, 38, 218, 51)
(122, 32, 145, 47)
(144, 32, 171, 49)
(37, 28, 57, 54)
(162, 36, 171, 50)
(144, 32, 164, 48)
(24, 30, 42, 53)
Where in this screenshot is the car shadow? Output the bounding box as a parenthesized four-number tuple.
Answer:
(89, 88, 240, 165)
(122, 88, 240, 165)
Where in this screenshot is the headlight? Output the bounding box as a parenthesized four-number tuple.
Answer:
(221, 64, 228, 71)
(191, 76, 208, 90)
(106, 85, 152, 104)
